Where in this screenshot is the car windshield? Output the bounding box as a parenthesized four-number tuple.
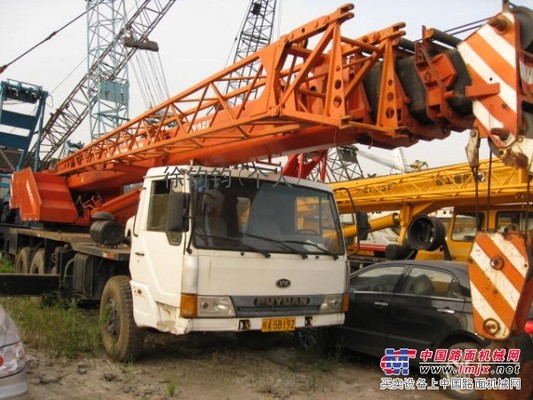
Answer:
(191, 174, 344, 255)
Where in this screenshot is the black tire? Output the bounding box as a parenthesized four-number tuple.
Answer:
(14, 247, 32, 273)
(29, 249, 48, 305)
(29, 248, 45, 274)
(100, 275, 145, 362)
(440, 341, 481, 400)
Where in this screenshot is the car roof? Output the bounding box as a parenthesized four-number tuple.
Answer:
(353, 259, 471, 287)
(356, 260, 469, 280)
(369, 259, 467, 271)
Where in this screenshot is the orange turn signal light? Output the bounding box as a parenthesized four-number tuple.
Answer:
(180, 293, 197, 318)
(341, 293, 350, 313)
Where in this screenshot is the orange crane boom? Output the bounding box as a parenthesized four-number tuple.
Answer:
(54, 4, 400, 181)
(12, 3, 533, 219)
(13, 3, 533, 225)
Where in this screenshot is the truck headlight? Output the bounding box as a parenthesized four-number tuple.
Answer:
(197, 296, 236, 317)
(319, 294, 343, 314)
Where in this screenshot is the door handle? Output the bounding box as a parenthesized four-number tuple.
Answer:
(373, 301, 389, 307)
(437, 308, 455, 314)
(135, 251, 145, 256)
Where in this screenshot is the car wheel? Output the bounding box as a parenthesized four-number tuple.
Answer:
(100, 275, 145, 362)
(440, 341, 481, 400)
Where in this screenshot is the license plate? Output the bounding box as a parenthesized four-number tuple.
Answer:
(261, 317, 296, 332)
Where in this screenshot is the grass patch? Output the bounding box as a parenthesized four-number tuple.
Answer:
(2, 297, 102, 358)
(0, 255, 15, 273)
(1, 257, 102, 358)
(167, 381, 177, 397)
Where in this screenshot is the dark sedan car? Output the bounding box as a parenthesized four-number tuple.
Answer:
(336, 260, 482, 355)
(332, 260, 486, 399)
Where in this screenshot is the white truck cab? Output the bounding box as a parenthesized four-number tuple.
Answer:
(127, 165, 348, 341)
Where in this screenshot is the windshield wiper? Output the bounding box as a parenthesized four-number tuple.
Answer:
(244, 233, 308, 259)
(195, 233, 271, 258)
(285, 240, 339, 260)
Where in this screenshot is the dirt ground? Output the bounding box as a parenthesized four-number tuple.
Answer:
(24, 331, 448, 400)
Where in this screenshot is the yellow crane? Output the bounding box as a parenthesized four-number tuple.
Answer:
(331, 158, 531, 261)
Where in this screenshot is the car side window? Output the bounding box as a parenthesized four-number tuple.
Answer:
(402, 267, 462, 298)
(350, 266, 405, 293)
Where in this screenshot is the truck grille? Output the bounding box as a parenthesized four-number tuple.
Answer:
(232, 295, 324, 317)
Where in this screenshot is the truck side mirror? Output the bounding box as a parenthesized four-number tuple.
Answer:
(167, 191, 190, 232)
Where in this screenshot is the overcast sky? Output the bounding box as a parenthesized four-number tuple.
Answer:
(1, 0, 531, 175)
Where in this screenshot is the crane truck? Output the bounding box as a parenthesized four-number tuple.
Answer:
(332, 157, 531, 263)
(1, 1, 532, 360)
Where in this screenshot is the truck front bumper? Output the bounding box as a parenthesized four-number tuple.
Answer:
(165, 313, 345, 335)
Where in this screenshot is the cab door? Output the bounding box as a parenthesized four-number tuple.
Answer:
(130, 178, 187, 326)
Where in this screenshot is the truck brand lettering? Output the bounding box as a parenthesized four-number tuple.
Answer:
(254, 297, 310, 307)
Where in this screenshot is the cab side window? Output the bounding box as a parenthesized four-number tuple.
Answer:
(451, 212, 484, 242)
(147, 180, 171, 232)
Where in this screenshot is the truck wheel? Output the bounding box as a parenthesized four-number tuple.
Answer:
(15, 247, 32, 273)
(29, 249, 45, 274)
(29, 249, 56, 305)
(99, 275, 145, 362)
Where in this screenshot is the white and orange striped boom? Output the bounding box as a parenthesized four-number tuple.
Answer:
(458, 2, 533, 341)
(468, 230, 532, 341)
(459, 3, 533, 171)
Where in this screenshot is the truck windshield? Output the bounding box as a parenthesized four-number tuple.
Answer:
(191, 175, 344, 256)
